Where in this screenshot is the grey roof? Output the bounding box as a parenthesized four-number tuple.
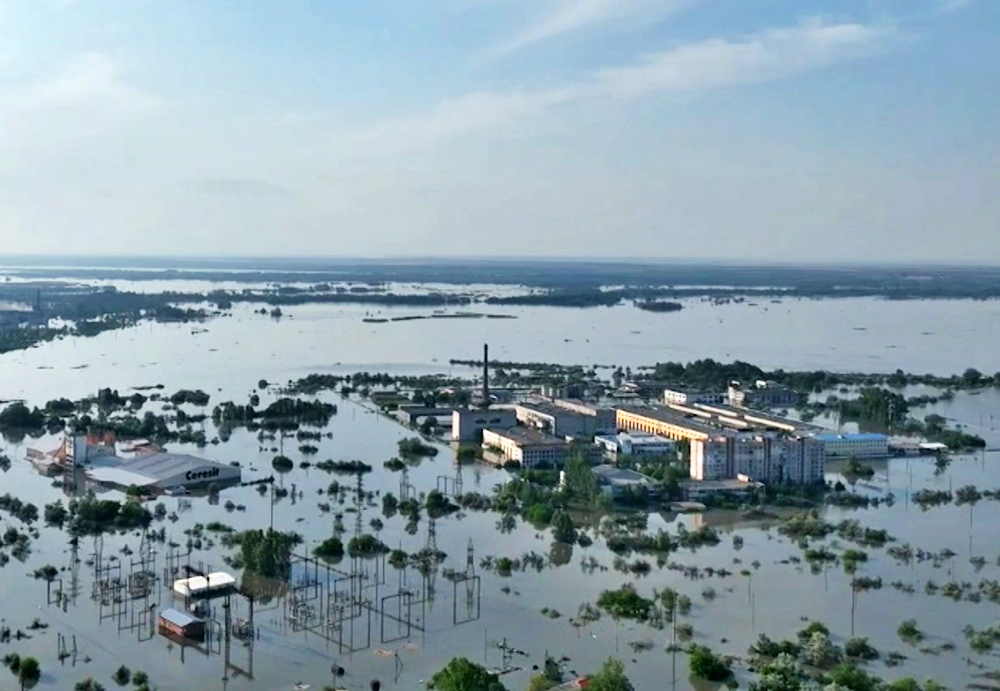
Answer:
(592, 465, 655, 486)
(87, 467, 159, 487)
(159, 608, 202, 628)
(118, 453, 226, 478)
(486, 426, 568, 446)
(619, 406, 728, 437)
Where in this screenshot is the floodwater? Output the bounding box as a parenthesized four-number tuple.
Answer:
(1, 294, 1000, 690)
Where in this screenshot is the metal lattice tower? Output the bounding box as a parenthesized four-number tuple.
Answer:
(466, 539, 475, 577)
(426, 518, 437, 554)
(400, 467, 412, 502)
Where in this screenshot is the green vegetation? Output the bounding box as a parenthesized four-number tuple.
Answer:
(315, 459, 373, 474)
(271, 455, 294, 472)
(897, 619, 924, 645)
(222, 529, 302, 579)
(111, 665, 131, 686)
(596, 584, 655, 622)
(688, 645, 733, 683)
(347, 534, 389, 558)
(314, 537, 344, 561)
(428, 657, 505, 691)
(67, 494, 152, 536)
(586, 659, 636, 691)
(398, 437, 438, 458)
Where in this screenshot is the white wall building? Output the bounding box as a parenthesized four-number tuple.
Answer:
(451, 409, 517, 442)
(482, 427, 570, 469)
(663, 389, 727, 406)
(595, 432, 676, 460)
(814, 433, 889, 459)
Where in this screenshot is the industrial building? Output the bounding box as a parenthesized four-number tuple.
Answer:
(814, 432, 889, 459)
(728, 381, 801, 408)
(513, 401, 614, 439)
(662, 389, 727, 406)
(594, 432, 676, 460)
(589, 465, 659, 500)
(451, 408, 517, 442)
(85, 453, 242, 492)
(678, 478, 763, 502)
(549, 399, 617, 433)
(481, 427, 571, 469)
(618, 406, 825, 485)
(157, 608, 206, 641)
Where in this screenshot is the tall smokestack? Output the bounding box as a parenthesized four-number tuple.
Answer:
(482, 343, 490, 408)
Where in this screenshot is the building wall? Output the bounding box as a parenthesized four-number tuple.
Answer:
(617, 409, 710, 442)
(664, 390, 727, 406)
(452, 409, 517, 441)
(481, 429, 569, 469)
(690, 438, 730, 480)
(819, 435, 889, 459)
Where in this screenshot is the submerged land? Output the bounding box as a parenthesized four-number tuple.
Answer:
(0, 259, 999, 691)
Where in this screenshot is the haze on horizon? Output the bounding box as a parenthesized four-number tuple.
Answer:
(1, 0, 997, 262)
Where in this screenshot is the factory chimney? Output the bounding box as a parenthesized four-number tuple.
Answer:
(482, 343, 490, 408)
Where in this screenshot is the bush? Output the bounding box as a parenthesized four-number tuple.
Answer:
(112, 665, 131, 686)
(271, 456, 293, 472)
(688, 645, 732, 682)
(428, 657, 505, 691)
(347, 534, 389, 558)
(596, 584, 654, 622)
(314, 537, 344, 561)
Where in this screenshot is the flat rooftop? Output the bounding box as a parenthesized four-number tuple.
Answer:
(814, 432, 888, 441)
(680, 478, 763, 491)
(618, 406, 731, 437)
(592, 465, 656, 485)
(485, 426, 568, 446)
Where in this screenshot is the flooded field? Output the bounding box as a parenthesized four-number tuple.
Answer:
(1, 296, 1000, 690)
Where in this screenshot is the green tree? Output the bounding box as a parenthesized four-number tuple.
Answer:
(17, 656, 40, 690)
(428, 657, 505, 691)
(587, 659, 635, 691)
(551, 510, 577, 544)
(688, 645, 732, 682)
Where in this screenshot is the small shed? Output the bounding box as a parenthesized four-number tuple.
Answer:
(172, 572, 237, 600)
(158, 608, 205, 641)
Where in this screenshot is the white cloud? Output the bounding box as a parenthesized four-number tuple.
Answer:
(342, 18, 899, 156)
(493, 0, 690, 56)
(0, 53, 158, 148)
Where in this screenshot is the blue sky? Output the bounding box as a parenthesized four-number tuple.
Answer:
(0, 0, 996, 261)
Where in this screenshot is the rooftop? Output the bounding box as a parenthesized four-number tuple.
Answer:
(158, 608, 202, 628)
(619, 406, 729, 437)
(592, 465, 656, 486)
(485, 426, 568, 447)
(814, 432, 888, 441)
(679, 478, 763, 491)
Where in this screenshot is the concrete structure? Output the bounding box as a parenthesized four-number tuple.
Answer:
(550, 399, 617, 434)
(663, 388, 727, 406)
(158, 608, 206, 641)
(395, 406, 453, 426)
(690, 433, 824, 484)
(451, 408, 517, 442)
(172, 572, 238, 600)
(594, 432, 676, 460)
(814, 432, 889, 459)
(85, 453, 241, 492)
(590, 465, 659, 500)
(514, 402, 611, 439)
(728, 381, 801, 408)
(481, 427, 570, 469)
(619, 406, 824, 485)
(679, 478, 763, 502)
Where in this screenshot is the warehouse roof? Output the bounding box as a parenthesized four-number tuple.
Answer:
(173, 572, 237, 597)
(118, 453, 227, 477)
(86, 467, 159, 488)
(485, 426, 568, 446)
(158, 608, 202, 628)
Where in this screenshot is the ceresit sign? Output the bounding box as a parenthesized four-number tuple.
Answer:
(185, 467, 222, 482)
